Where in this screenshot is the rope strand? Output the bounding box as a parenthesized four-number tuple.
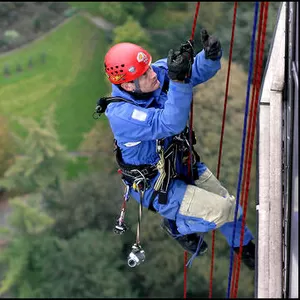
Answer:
(210, 2, 238, 298)
(184, 3, 200, 298)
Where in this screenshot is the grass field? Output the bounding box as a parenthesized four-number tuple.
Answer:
(0, 15, 109, 151)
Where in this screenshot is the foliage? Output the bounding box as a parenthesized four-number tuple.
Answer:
(43, 171, 123, 239)
(0, 116, 15, 177)
(0, 194, 54, 297)
(26, 230, 137, 298)
(79, 118, 116, 172)
(0, 15, 109, 150)
(3, 30, 20, 42)
(215, 2, 281, 73)
(97, 2, 145, 26)
(111, 15, 157, 60)
(0, 106, 72, 193)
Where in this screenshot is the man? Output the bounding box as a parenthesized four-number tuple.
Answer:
(100, 30, 255, 270)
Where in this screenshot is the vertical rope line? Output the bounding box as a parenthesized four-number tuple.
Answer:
(216, 2, 238, 179)
(229, 3, 265, 295)
(184, 3, 200, 298)
(240, 2, 264, 209)
(210, 3, 238, 298)
(183, 251, 188, 298)
(227, 1, 260, 298)
(190, 2, 201, 41)
(232, 2, 269, 297)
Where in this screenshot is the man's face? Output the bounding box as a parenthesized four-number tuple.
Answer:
(121, 66, 160, 93)
(137, 66, 160, 93)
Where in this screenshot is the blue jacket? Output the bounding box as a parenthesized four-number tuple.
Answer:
(105, 49, 221, 220)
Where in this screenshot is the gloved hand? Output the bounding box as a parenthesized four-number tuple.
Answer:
(167, 40, 194, 81)
(201, 29, 222, 60)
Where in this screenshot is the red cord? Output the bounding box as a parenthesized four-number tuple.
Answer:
(209, 2, 238, 298)
(232, 2, 269, 297)
(231, 1, 265, 295)
(190, 3, 201, 41)
(183, 3, 201, 299)
(183, 251, 188, 298)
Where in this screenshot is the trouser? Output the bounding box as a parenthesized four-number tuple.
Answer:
(176, 164, 254, 247)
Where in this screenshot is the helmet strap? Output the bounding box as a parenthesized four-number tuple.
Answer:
(133, 79, 142, 94)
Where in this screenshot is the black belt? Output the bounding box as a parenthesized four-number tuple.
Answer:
(115, 130, 200, 212)
(115, 147, 158, 184)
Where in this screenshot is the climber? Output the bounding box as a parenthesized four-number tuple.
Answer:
(100, 29, 255, 270)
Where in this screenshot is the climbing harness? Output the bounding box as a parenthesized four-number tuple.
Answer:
(115, 126, 200, 212)
(93, 95, 200, 268)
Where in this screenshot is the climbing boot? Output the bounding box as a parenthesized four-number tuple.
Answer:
(161, 218, 208, 256)
(233, 240, 255, 270)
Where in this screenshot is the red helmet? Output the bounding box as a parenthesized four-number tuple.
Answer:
(104, 42, 152, 84)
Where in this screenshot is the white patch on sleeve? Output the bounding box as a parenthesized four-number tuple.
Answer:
(124, 141, 141, 147)
(131, 109, 147, 121)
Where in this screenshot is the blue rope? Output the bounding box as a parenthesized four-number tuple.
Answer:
(226, 2, 260, 298)
(186, 234, 204, 268)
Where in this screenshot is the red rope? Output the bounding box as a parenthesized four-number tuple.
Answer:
(184, 2, 200, 298)
(230, 2, 265, 295)
(209, 2, 238, 298)
(232, 2, 269, 297)
(190, 2, 200, 41)
(183, 251, 188, 298)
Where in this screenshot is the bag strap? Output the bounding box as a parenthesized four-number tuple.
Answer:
(93, 96, 134, 119)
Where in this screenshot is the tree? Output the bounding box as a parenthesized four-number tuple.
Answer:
(98, 2, 145, 26)
(27, 230, 137, 298)
(43, 171, 123, 239)
(0, 194, 54, 297)
(0, 116, 15, 178)
(79, 120, 115, 172)
(0, 105, 73, 193)
(112, 16, 157, 60)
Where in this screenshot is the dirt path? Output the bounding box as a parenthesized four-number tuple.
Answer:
(80, 12, 115, 31)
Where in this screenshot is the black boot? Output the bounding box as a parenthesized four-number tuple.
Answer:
(161, 218, 208, 256)
(233, 240, 255, 270)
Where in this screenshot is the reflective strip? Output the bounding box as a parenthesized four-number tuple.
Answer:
(131, 109, 147, 121)
(124, 141, 141, 147)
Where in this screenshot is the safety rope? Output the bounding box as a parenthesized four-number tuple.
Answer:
(208, 2, 238, 298)
(184, 2, 200, 299)
(226, 1, 259, 296)
(231, 2, 269, 298)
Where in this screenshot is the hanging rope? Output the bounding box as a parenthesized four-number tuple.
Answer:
(228, 3, 264, 294)
(208, 2, 238, 298)
(225, 2, 260, 297)
(231, 2, 269, 298)
(184, 2, 200, 298)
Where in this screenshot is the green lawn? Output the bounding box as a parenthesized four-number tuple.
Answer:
(0, 15, 109, 151)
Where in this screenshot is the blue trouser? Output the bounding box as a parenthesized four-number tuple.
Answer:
(130, 162, 254, 247)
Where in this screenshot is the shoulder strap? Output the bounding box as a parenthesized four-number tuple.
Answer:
(93, 96, 134, 119)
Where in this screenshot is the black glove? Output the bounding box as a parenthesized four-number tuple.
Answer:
(167, 40, 194, 81)
(201, 29, 222, 60)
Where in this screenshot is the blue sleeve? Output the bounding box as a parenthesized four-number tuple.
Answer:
(105, 81, 193, 142)
(152, 49, 221, 87)
(190, 50, 221, 86)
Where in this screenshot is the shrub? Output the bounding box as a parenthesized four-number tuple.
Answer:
(3, 30, 20, 42)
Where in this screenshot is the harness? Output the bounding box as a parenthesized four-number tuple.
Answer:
(93, 82, 200, 212)
(115, 127, 200, 212)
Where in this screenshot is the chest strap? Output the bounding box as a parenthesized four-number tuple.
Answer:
(115, 128, 200, 212)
